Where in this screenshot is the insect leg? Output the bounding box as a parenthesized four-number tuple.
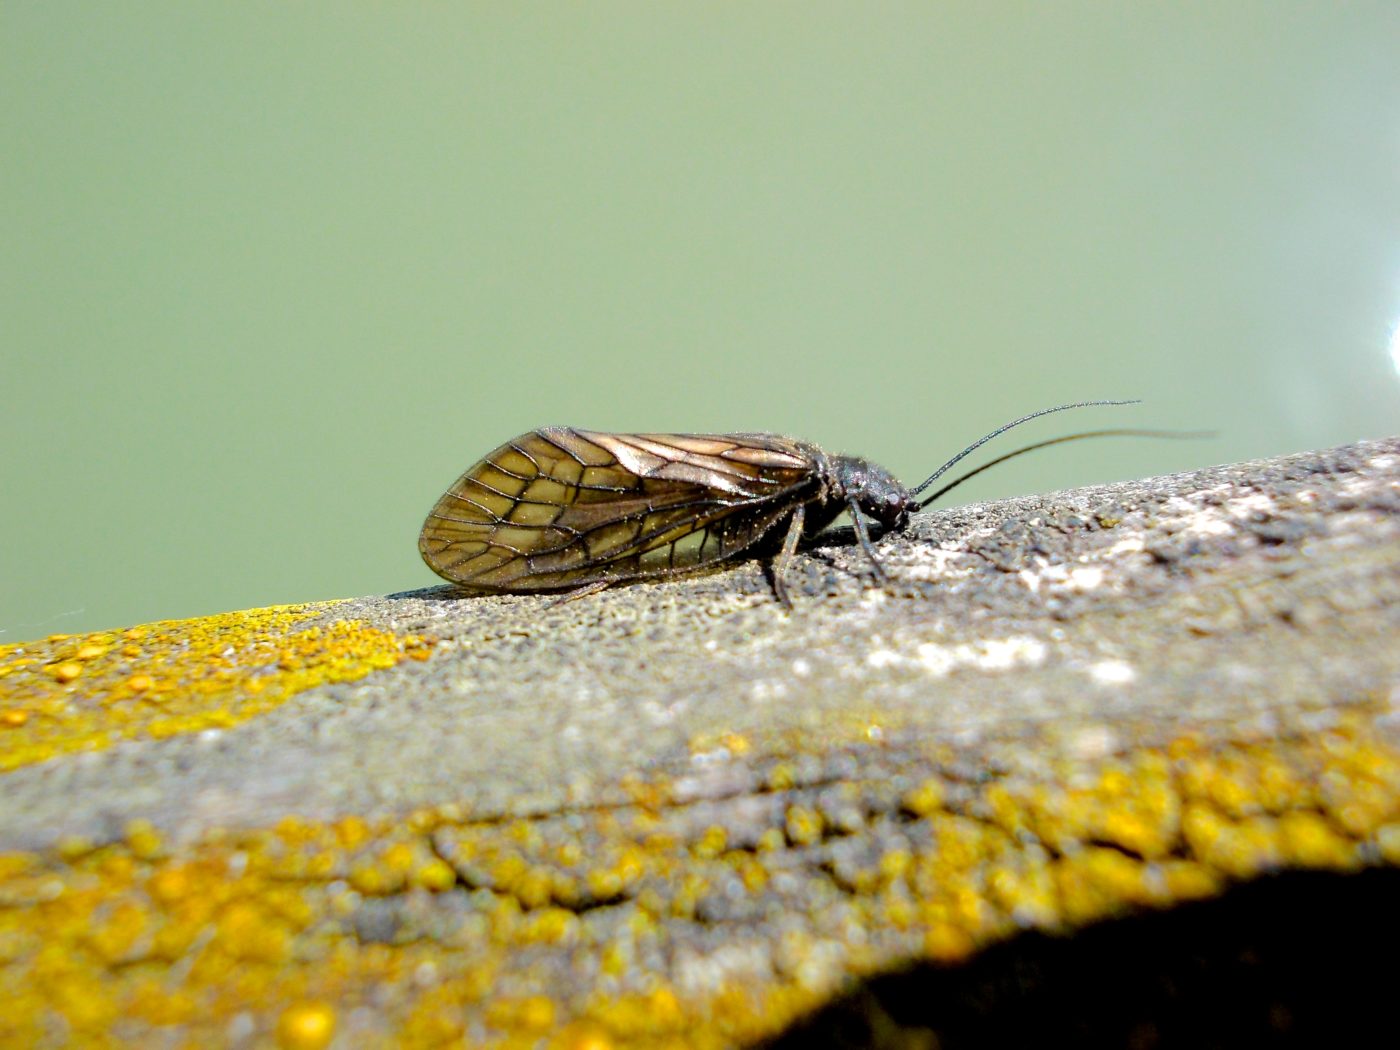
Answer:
(770, 502, 806, 609)
(544, 579, 614, 609)
(848, 499, 890, 585)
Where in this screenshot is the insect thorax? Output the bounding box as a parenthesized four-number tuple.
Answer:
(828, 454, 913, 529)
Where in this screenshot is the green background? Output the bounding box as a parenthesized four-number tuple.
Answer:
(4, 3, 1399, 642)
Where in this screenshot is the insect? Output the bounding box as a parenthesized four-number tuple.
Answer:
(419, 400, 1137, 606)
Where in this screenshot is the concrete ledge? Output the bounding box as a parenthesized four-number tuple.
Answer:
(2, 438, 1399, 1047)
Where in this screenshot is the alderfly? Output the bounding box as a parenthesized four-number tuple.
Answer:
(419, 400, 1137, 606)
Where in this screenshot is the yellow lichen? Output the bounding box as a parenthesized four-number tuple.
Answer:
(51, 662, 83, 682)
(0, 603, 433, 772)
(783, 804, 823, 846)
(902, 779, 945, 818)
(276, 1001, 336, 1049)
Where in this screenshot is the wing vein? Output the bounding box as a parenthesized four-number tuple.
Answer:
(421, 429, 822, 589)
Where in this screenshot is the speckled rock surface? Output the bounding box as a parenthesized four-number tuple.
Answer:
(2, 438, 1399, 1047)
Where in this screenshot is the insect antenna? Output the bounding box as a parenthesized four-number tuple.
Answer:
(907, 400, 1140, 501)
(916, 426, 1213, 509)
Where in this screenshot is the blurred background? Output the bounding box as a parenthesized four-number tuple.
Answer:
(4, 3, 1399, 641)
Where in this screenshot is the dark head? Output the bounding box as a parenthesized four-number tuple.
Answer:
(833, 456, 914, 530)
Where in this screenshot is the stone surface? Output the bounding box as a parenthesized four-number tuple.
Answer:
(2, 437, 1399, 1047)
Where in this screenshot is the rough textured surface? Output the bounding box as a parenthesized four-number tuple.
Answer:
(2, 437, 1399, 1047)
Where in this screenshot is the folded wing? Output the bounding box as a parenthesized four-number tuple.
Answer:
(419, 428, 819, 590)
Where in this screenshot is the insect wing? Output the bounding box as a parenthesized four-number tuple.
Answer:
(419, 429, 818, 590)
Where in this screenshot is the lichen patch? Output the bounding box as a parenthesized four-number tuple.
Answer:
(0, 604, 434, 772)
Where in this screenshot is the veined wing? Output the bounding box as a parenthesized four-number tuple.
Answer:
(419, 428, 820, 590)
